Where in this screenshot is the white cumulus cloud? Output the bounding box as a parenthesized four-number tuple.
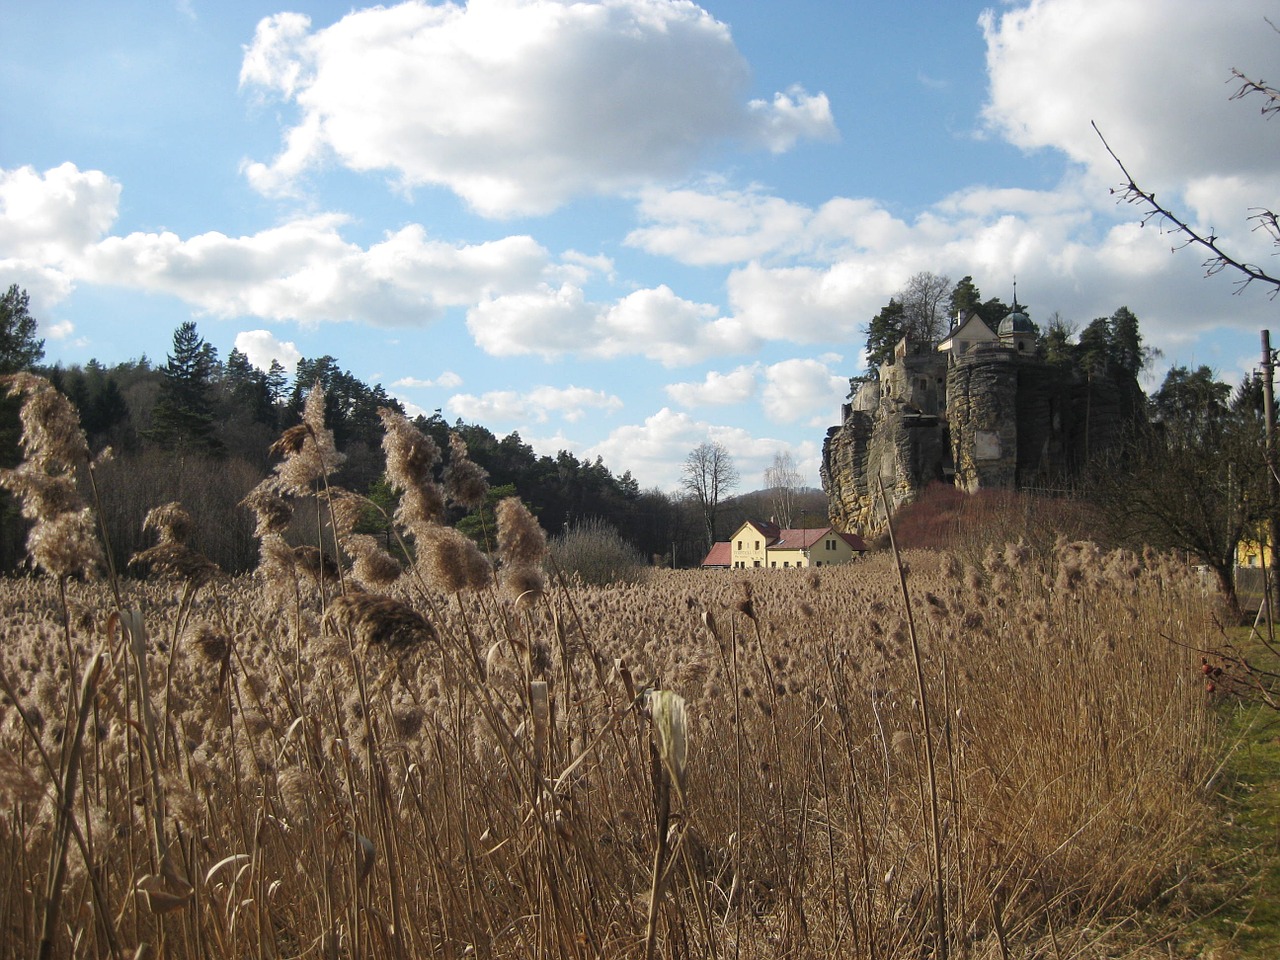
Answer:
(665, 365, 760, 407)
(234, 329, 303, 371)
(239, 0, 836, 216)
(760, 358, 848, 426)
(44, 320, 76, 341)
(584, 406, 819, 492)
(447, 384, 623, 425)
(80, 218, 550, 327)
(0, 163, 120, 264)
(467, 283, 755, 365)
(394, 371, 464, 389)
(666, 358, 844, 423)
(981, 0, 1280, 261)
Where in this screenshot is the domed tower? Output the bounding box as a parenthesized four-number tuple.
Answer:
(998, 301, 1036, 354)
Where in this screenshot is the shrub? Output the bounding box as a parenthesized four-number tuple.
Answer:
(891, 481, 1109, 563)
(549, 517, 648, 585)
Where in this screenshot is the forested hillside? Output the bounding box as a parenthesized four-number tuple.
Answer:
(0, 295, 738, 573)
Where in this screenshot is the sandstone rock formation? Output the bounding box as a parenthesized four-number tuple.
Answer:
(821, 332, 1143, 535)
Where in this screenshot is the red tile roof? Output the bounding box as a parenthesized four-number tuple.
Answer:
(837, 530, 868, 551)
(772, 527, 826, 549)
(700, 541, 732, 567)
(770, 526, 868, 552)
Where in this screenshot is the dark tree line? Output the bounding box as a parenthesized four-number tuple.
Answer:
(0, 295, 707, 574)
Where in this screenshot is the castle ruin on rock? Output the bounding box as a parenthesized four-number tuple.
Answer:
(820, 304, 1145, 535)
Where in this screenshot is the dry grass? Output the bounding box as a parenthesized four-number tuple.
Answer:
(0, 376, 1226, 959)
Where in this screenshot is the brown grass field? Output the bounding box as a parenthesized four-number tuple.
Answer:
(0, 375, 1237, 958)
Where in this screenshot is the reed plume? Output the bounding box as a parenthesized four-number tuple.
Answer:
(272, 382, 345, 495)
(443, 431, 488, 509)
(0, 374, 102, 579)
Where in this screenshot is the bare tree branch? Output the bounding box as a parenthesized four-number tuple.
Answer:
(1093, 119, 1280, 296)
(1229, 68, 1280, 117)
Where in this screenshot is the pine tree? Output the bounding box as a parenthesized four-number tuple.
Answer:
(864, 298, 905, 370)
(0, 284, 45, 375)
(265, 359, 289, 405)
(1106, 306, 1147, 378)
(1075, 317, 1112, 378)
(223, 348, 276, 427)
(148, 322, 224, 455)
(0, 286, 48, 569)
(976, 296, 1013, 328)
(947, 275, 983, 324)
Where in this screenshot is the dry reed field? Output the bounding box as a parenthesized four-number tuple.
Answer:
(0, 374, 1224, 959)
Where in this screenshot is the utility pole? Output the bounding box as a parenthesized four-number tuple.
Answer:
(1262, 330, 1278, 633)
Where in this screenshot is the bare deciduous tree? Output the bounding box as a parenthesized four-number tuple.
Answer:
(898, 271, 954, 344)
(682, 441, 739, 551)
(763, 450, 803, 528)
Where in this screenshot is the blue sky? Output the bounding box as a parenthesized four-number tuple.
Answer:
(3, 0, 1278, 491)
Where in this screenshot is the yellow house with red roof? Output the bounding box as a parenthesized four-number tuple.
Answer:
(1237, 530, 1274, 570)
(702, 520, 867, 569)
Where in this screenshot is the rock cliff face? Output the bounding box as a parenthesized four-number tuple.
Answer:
(821, 339, 1143, 535)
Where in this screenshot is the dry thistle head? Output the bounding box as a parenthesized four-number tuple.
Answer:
(501, 563, 545, 606)
(186, 621, 231, 665)
(0, 466, 81, 521)
(258, 532, 294, 576)
(292, 545, 339, 585)
(270, 424, 309, 458)
(496, 497, 547, 568)
(417, 525, 493, 593)
(395, 483, 446, 534)
(129, 542, 222, 587)
(443, 432, 488, 509)
(1004, 539, 1032, 570)
(326, 488, 364, 543)
(0, 376, 102, 579)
